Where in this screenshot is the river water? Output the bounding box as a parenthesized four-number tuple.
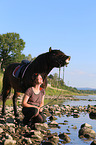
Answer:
(49, 95, 96, 145)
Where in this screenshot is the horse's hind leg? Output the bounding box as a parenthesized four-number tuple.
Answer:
(2, 89, 11, 115)
(13, 91, 20, 117)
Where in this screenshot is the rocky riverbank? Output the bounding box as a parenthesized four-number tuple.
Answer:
(0, 100, 96, 145)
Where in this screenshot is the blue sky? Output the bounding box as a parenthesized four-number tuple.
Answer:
(0, 0, 96, 89)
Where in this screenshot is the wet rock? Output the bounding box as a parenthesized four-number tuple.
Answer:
(6, 117, 14, 123)
(81, 123, 92, 129)
(89, 111, 96, 119)
(59, 133, 71, 143)
(0, 127, 3, 133)
(9, 126, 15, 134)
(72, 113, 80, 118)
(31, 134, 43, 141)
(48, 134, 59, 144)
(35, 123, 48, 130)
(42, 141, 55, 145)
(31, 130, 42, 136)
(79, 125, 96, 139)
(6, 133, 13, 140)
(49, 115, 57, 121)
(88, 99, 92, 101)
(59, 122, 68, 125)
(64, 120, 68, 122)
(54, 111, 61, 115)
(20, 138, 33, 144)
(4, 139, 16, 145)
(53, 104, 59, 108)
(48, 121, 59, 128)
(6, 123, 15, 128)
(72, 125, 77, 129)
(0, 117, 6, 124)
(90, 140, 96, 145)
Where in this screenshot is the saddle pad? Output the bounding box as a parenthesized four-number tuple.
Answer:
(13, 63, 31, 79)
(13, 65, 21, 78)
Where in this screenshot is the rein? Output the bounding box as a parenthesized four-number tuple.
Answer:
(41, 90, 62, 109)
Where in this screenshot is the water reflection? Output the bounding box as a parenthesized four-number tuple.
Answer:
(63, 95, 96, 107)
(49, 95, 96, 145)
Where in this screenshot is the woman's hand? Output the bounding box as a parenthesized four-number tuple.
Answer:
(39, 107, 43, 112)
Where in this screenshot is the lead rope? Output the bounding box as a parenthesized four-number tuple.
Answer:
(40, 89, 62, 109)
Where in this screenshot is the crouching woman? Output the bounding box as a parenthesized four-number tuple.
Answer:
(22, 73, 46, 129)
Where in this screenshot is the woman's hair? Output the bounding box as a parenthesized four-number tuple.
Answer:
(31, 73, 42, 87)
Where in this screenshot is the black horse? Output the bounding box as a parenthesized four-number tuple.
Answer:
(2, 47, 71, 117)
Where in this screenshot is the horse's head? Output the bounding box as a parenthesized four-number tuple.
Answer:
(48, 47, 71, 68)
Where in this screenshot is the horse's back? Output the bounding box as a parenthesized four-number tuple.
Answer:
(3, 63, 21, 89)
(4, 63, 19, 77)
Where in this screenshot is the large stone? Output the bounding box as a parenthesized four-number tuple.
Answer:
(31, 134, 43, 141)
(30, 130, 42, 136)
(49, 116, 57, 121)
(6, 118, 14, 123)
(81, 123, 92, 129)
(6, 123, 15, 127)
(89, 111, 96, 119)
(0, 127, 3, 133)
(48, 135, 59, 144)
(59, 133, 71, 143)
(48, 121, 58, 128)
(91, 140, 96, 145)
(4, 139, 16, 145)
(79, 126, 96, 139)
(6, 133, 13, 140)
(35, 123, 48, 130)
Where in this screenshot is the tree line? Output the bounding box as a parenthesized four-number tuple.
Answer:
(0, 32, 33, 70)
(47, 73, 79, 92)
(47, 73, 96, 94)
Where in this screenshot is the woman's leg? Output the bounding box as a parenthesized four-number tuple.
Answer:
(32, 111, 46, 124)
(22, 107, 38, 125)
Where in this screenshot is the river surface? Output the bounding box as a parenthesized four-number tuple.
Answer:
(48, 95, 96, 145)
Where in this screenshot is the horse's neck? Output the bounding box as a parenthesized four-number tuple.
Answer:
(28, 56, 53, 75)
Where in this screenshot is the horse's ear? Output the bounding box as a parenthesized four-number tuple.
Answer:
(49, 47, 52, 52)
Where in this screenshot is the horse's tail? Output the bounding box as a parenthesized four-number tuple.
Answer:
(1, 70, 11, 100)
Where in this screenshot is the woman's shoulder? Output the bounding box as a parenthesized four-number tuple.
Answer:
(26, 87, 32, 92)
(25, 87, 33, 95)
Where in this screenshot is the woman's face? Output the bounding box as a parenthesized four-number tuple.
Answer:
(37, 74, 43, 85)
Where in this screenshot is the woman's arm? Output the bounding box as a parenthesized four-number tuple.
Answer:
(22, 94, 40, 109)
(39, 95, 45, 112)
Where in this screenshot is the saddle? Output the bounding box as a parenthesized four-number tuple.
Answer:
(13, 60, 30, 79)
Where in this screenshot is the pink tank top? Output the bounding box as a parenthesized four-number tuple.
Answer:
(25, 87, 45, 107)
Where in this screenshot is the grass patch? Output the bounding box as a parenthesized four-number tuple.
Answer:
(45, 87, 81, 97)
(0, 99, 20, 106)
(44, 98, 64, 106)
(0, 99, 12, 106)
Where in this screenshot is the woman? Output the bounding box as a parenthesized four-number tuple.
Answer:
(22, 73, 46, 129)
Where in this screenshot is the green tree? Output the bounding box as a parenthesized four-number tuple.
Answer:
(0, 32, 25, 69)
(26, 54, 32, 61)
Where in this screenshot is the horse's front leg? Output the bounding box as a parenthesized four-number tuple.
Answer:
(13, 91, 20, 117)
